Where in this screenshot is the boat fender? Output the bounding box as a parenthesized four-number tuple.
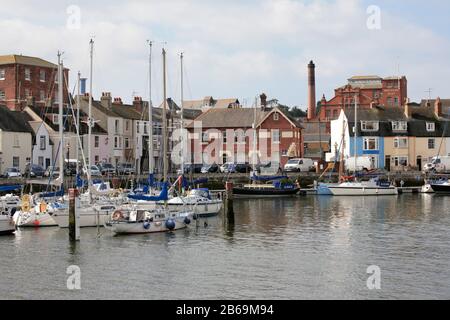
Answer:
(165, 219, 176, 230)
(184, 217, 191, 225)
(40, 202, 47, 213)
(143, 221, 151, 230)
(21, 195, 31, 212)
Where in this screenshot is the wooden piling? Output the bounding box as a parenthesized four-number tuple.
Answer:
(225, 181, 235, 223)
(69, 188, 80, 241)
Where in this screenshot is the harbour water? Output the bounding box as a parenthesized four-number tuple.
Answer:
(1, 194, 450, 300)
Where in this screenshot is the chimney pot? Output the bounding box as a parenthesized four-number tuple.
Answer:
(307, 60, 316, 120)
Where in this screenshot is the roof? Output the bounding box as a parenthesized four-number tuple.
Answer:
(342, 105, 450, 137)
(348, 75, 382, 81)
(183, 97, 240, 110)
(187, 108, 269, 129)
(0, 106, 34, 133)
(0, 54, 58, 69)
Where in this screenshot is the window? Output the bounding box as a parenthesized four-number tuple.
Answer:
(272, 130, 280, 143)
(25, 68, 31, 81)
(0, 90, 5, 100)
(144, 124, 148, 134)
(13, 157, 19, 168)
(394, 97, 399, 107)
(361, 121, 379, 132)
(426, 122, 436, 132)
(94, 136, 99, 148)
(387, 97, 393, 107)
(0, 69, 5, 80)
(392, 121, 407, 131)
(428, 139, 435, 150)
(363, 138, 379, 151)
(38, 157, 44, 167)
(125, 120, 129, 131)
(39, 136, 46, 150)
(125, 138, 130, 149)
(394, 137, 408, 149)
(325, 110, 331, 119)
(115, 120, 119, 134)
(273, 113, 279, 121)
(114, 136, 119, 149)
(95, 156, 99, 163)
(14, 134, 19, 147)
(222, 131, 227, 143)
(40, 90, 45, 102)
(40, 70, 46, 82)
(136, 122, 140, 133)
(393, 156, 408, 167)
(202, 132, 209, 143)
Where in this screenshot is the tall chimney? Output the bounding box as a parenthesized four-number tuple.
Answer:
(307, 60, 316, 120)
(435, 97, 442, 118)
(133, 96, 144, 113)
(101, 92, 112, 110)
(260, 93, 267, 110)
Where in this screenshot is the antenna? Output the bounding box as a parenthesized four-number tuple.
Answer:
(425, 88, 433, 102)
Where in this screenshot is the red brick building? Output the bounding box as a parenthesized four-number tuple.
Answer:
(0, 55, 69, 111)
(316, 75, 407, 121)
(186, 106, 303, 168)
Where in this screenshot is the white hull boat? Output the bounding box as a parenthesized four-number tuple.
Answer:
(328, 181, 398, 196)
(105, 207, 193, 235)
(52, 203, 116, 228)
(13, 197, 58, 227)
(0, 214, 15, 235)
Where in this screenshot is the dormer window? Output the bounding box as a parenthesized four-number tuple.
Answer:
(361, 121, 379, 132)
(392, 121, 407, 132)
(426, 122, 436, 132)
(273, 113, 279, 121)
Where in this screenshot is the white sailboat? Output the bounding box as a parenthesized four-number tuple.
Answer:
(0, 214, 15, 235)
(105, 46, 193, 235)
(328, 95, 398, 196)
(51, 39, 120, 228)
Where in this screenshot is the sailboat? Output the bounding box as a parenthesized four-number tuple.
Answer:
(104, 47, 193, 235)
(327, 95, 398, 196)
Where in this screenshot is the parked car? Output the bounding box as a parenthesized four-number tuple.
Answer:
(98, 163, 116, 175)
(24, 164, 45, 178)
(116, 163, 136, 175)
(64, 160, 78, 176)
(234, 163, 253, 173)
(44, 166, 60, 178)
(284, 158, 315, 172)
(183, 164, 203, 174)
(254, 162, 272, 173)
(220, 162, 235, 173)
(83, 165, 102, 177)
(2, 168, 22, 178)
(201, 163, 219, 174)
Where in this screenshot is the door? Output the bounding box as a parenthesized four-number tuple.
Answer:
(45, 158, 51, 169)
(385, 156, 391, 171)
(416, 156, 422, 171)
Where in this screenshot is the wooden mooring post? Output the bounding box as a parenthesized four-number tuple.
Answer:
(224, 181, 235, 223)
(69, 188, 80, 241)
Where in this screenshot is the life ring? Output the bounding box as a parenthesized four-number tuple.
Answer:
(21, 195, 31, 212)
(112, 210, 124, 221)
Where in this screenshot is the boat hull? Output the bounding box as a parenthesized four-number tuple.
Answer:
(105, 220, 188, 235)
(52, 205, 116, 228)
(13, 212, 57, 227)
(167, 201, 222, 218)
(328, 186, 398, 196)
(430, 184, 450, 194)
(0, 216, 15, 235)
(232, 187, 300, 198)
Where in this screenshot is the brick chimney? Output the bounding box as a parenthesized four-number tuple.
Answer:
(435, 97, 442, 118)
(113, 97, 123, 105)
(133, 96, 144, 113)
(307, 61, 316, 120)
(101, 92, 112, 110)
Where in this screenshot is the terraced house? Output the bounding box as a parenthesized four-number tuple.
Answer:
(328, 98, 450, 171)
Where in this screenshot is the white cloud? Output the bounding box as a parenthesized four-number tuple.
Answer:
(1, 0, 449, 108)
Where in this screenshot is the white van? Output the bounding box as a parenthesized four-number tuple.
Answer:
(423, 156, 450, 173)
(284, 158, 315, 172)
(345, 156, 374, 172)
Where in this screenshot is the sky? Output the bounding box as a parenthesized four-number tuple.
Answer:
(1, 0, 450, 110)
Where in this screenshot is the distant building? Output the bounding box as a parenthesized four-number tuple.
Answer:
(183, 96, 240, 112)
(0, 105, 33, 172)
(0, 54, 69, 111)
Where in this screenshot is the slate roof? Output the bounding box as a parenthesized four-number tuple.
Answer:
(0, 105, 34, 133)
(343, 105, 450, 138)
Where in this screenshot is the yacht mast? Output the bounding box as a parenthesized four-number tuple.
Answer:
(162, 48, 168, 183)
(148, 41, 154, 175)
(88, 39, 94, 186)
(57, 52, 64, 188)
(252, 96, 258, 168)
(180, 52, 185, 175)
(354, 93, 358, 174)
(76, 71, 81, 177)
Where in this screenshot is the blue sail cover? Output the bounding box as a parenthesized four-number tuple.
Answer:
(128, 182, 169, 201)
(40, 187, 64, 198)
(0, 185, 21, 192)
(251, 174, 288, 182)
